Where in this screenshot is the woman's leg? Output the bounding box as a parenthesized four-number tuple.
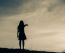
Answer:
(19, 40, 21, 49)
(22, 40, 25, 50)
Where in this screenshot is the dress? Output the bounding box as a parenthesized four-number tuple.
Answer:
(18, 24, 27, 40)
(19, 32, 26, 40)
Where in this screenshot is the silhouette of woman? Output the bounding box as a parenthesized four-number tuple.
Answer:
(17, 20, 28, 50)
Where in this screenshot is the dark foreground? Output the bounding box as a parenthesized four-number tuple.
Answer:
(0, 48, 64, 53)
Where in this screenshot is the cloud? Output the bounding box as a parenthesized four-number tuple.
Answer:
(60, 0, 65, 3)
(0, 0, 45, 17)
(0, 0, 22, 7)
(47, 0, 65, 11)
(0, 0, 65, 17)
(0, 0, 23, 16)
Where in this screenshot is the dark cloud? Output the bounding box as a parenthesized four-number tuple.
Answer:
(48, 0, 65, 12)
(0, 0, 46, 17)
(1, 0, 65, 16)
(0, 0, 45, 17)
(0, 0, 23, 16)
(60, 0, 65, 3)
(0, 0, 22, 8)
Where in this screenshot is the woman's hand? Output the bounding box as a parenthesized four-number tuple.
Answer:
(25, 24, 28, 26)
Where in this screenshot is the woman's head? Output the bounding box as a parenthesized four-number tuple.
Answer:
(19, 20, 24, 25)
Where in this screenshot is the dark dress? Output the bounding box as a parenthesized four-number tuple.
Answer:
(18, 24, 26, 40)
(19, 32, 26, 40)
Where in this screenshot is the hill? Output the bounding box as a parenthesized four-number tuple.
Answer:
(0, 48, 56, 53)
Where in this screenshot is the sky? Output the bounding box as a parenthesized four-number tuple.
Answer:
(1, 0, 65, 52)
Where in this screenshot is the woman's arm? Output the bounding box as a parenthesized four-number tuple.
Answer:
(17, 27, 19, 38)
(24, 24, 28, 27)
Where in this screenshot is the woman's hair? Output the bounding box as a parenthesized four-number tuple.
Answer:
(19, 20, 24, 26)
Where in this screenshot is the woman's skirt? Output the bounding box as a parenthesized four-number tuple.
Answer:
(18, 33, 27, 40)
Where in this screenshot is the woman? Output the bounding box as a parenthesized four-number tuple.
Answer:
(17, 20, 28, 50)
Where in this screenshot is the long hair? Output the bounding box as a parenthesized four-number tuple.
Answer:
(19, 20, 24, 26)
(18, 20, 24, 32)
